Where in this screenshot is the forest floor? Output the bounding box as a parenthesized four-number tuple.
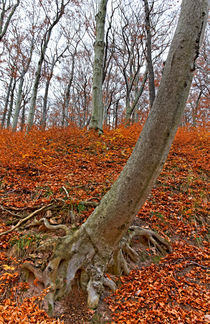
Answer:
(0, 125, 209, 323)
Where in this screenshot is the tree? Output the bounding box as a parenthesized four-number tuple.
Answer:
(41, 45, 68, 128)
(143, 0, 155, 108)
(12, 27, 35, 131)
(89, 0, 108, 132)
(0, 0, 20, 41)
(26, 0, 70, 131)
(22, 0, 208, 313)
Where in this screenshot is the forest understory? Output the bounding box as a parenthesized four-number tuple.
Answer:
(0, 125, 209, 323)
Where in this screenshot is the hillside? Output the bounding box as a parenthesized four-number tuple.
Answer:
(0, 125, 209, 323)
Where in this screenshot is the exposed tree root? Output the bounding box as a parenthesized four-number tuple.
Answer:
(21, 224, 171, 315)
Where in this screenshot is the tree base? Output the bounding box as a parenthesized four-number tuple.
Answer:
(21, 220, 171, 315)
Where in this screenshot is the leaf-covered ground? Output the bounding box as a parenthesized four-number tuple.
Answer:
(0, 125, 209, 323)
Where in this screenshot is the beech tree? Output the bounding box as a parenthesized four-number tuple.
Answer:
(22, 0, 207, 314)
(143, 0, 155, 108)
(27, 0, 70, 131)
(89, 0, 108, 132)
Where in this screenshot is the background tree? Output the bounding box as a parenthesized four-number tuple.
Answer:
(143, 0, 155, 108)
(27, 0, 71, 131)
(89, 0, 108, 132)
(21, 0, 208, 314)
(0, 0, 20, 41)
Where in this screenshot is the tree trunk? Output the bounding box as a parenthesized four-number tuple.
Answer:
(143, 0, 156, 108)
(26, 2, 67, 132)
(20, 99, 26, 131)
(89, 0, 108, 132)
(12, 75, 24, 131)
(1, 76, 13, 128)
(62, 55, 75, 127)
(125, 69, 148, 123)
(23, 0, 208, 314)
(6, 78, 16, 128)
(192, 89, 202, 127)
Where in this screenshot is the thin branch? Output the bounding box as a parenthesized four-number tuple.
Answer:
(0, 204, 53, 237)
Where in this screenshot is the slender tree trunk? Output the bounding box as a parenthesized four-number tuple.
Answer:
(22, 0, 208, 313)
(1, 76, 13, 128)
(89, 0, 108, 132)
(125, 69, 148, 122)
(41, 77, 51, 129)
(12, 75, 24, 131)
(114, 99, 119, 129)
(20, 100, 26, 131)
(143, 0, 155, 108)
(27, 50, 46, 131)
(26, 2, 67, 131)
(192, 90, 202, 126)
(6, 79, 16, 128)
(62, 57, 75, 127)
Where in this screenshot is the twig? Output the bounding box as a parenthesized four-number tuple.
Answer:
(80, 201, 98, 207)
(0, 204, 53, 237)
(187, 261, 209, 270)
(0, 205, 23, 218)
(62, 186, 70, 198)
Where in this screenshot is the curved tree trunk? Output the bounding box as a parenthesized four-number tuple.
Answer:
(23, 0, 208, 314)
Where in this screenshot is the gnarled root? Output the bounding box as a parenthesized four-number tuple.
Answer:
(21, 225, 171, 314)
(108, 226, 171, 275)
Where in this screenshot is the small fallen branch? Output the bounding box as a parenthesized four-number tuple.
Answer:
(80, 201, 98, 207)
(0, 204, 23, 218)
(0, 204, 53, 237)
(186, 261, 209, 270)
(62, 186, 69, 198)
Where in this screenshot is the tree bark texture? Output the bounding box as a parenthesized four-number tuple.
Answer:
(143, 0, 156, 108)
(89, 0, 108, 132)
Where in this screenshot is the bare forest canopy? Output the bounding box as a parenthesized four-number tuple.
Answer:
(0, 0, 209, 131)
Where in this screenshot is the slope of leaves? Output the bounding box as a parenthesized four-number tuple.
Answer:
(0, 125, 209, 323)
(0, 125, 140, 210)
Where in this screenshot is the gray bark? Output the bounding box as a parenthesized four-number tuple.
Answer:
(12, 39, 34, 131)
(12, 76, 24, 131)
(85, 0, 208, 251)
(143, 0, 155, 108)
(89, 0, 108, 132)
(62, 54, 75, 127)
(1, 76, 13, 128)
(6, 78, 16, 128)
